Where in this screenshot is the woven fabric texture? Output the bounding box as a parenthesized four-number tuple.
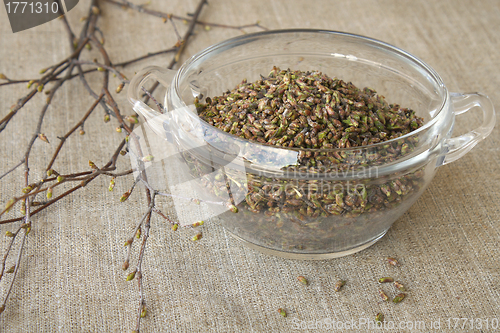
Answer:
(0, 0, 499, 332)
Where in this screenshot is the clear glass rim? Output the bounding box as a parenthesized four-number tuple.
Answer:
(173, 29, 449, 153)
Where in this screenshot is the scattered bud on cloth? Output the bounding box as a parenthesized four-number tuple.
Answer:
(379, 289, 389, 301)
(297, 276, 308, 285)
(334, 280, 346, 292)
(387, 257, 400, 266)
(378, 277, 394, 283)
(394, 281, 406, 292)
(191, 233, 202, 241)
(393, 293, 406, 303)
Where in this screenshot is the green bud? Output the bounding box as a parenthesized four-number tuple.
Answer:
(38, 133, 49, 143)
(5, 199, 14, 213)
(116, 83, 124, 94)
(392, 293, 406, 303)
(334, 280, 346, 292)
(120, 191, 131, 202)
(378, 277, 394, 283)
(278, 308, 287, 317)
(379, 289, 389, 301)
(394, 281, 406, 292)
(22, 186, 33, 194)
(20, 201, 26, 216)
(126, 270, 136, 281)
(192, 221, 204, 227)
(297, 276, 308, 285)
(227, 204, 238, 213)
(108, 178, 115, 191)
(141, 155, 154, 162)
(125, 115, 139, 124)
(191, 233, 202, 241)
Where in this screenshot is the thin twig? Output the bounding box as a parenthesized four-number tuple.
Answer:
(0, 227, 27, 312)
(73, 60, 129, 83)
(0, 160, 25, 181)
(134, 192, 154, 332)
(102, 0, 268, 33)
(46, 94, 104, 170)
(0, 225, 23, 282)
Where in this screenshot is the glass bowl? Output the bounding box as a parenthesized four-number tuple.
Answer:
(127, 30, 495, 259)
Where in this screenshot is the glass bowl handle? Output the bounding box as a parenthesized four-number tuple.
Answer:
(441, 92, 496, 165)
(127, 66, 176, 138)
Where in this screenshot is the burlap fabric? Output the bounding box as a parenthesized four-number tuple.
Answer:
(1, 1, 499, 332)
